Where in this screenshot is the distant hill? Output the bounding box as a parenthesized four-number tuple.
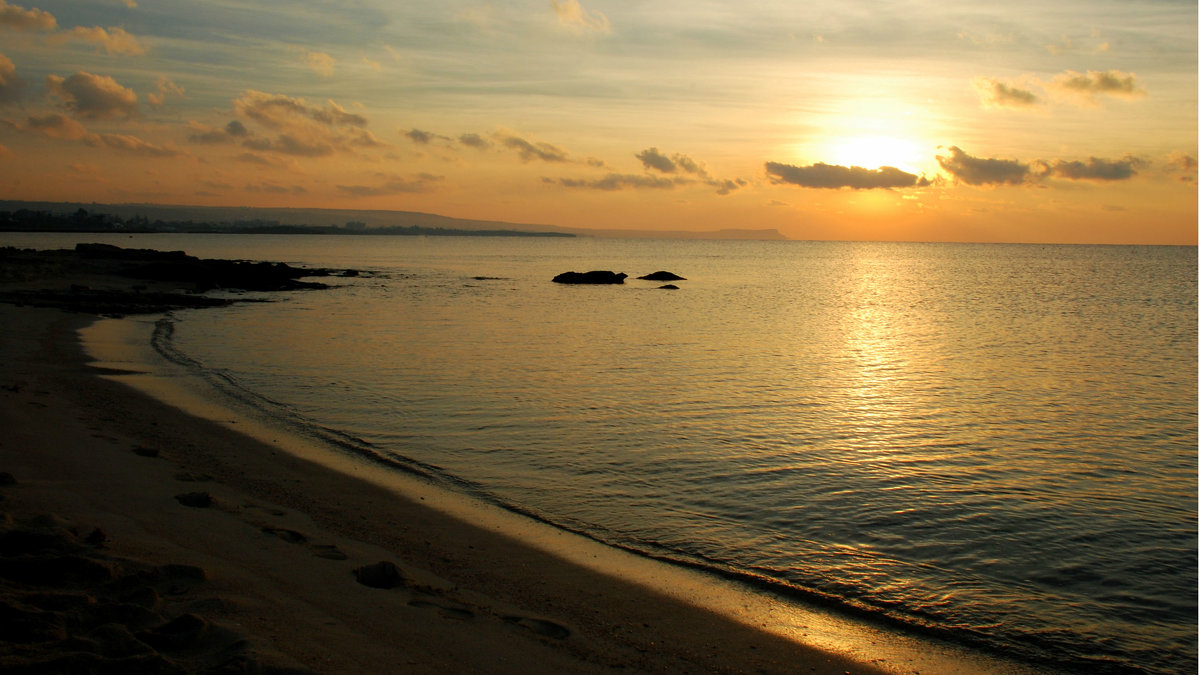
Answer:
(0, 201, 787, 240)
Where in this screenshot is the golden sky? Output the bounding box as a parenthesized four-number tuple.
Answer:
(0, 0, 1195, 243)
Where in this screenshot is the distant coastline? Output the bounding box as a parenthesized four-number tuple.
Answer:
(0, 200, 788, 241)
(0, 202, 573, 238)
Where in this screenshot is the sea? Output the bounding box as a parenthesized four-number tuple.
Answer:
(5, 233, 1196, 674)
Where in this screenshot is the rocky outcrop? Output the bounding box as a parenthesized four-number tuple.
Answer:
(552, 271, 627, 284)
(0, 244, 354, 315)
(637, 271, 686, 281)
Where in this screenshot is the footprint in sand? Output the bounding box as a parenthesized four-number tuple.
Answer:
(408, 598, 475, 621)
(310, 544, 348, 560)
(259, 526, 348, 560)
(260, 526, 307, 544)
(503, 616, 571, 640)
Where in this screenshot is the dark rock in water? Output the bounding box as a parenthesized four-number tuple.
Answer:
(353, 561, 407, 589)
(657, 284, 680, 290)
(638, 271, 686, 281)
(552, 271, 627, 284)
(174, 492, 213, 508)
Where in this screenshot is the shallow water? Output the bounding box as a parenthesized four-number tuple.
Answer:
(8, 233, 1197, 674)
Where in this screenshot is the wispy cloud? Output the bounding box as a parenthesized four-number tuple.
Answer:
(336, 172, 443, 196)
(46, 71, 138, 119)
(458, 132, 491, 149)
(404, 128, 452, 145)
(765, 161, 929, 189)
(1050, 69, 1144, 103)
(187, 119, 249, 144)
(973, 78, 1040, 109)
(552, 0, 610, 35)
(1047, 156, 1141, 181)
(52, 26, 147, 55)
(546, 173, 681, 191)
(22, 112, 93, 140)
(97, 132, 186, 157)
(305, 51, 335, 77)
(147, 76, 183, 107)
(247, 181, 307, 195)
(497, 131, 570, 163)
(636, 147, 710, 177)
(974, 69, 1147, 111)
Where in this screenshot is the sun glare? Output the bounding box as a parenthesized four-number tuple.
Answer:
(829, 136, 924, 173)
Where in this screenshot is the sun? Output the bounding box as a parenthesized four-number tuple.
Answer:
(828, 135, 924, 173)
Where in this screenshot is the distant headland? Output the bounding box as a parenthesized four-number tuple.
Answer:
(0, 201, 788, 241)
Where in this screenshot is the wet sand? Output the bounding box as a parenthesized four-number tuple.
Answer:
(0, 298, 912, 673)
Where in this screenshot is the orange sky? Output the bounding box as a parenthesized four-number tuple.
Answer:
(0, 1, 1195, 244)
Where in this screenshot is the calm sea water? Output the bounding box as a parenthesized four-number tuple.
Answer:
(7, 233, 1197, 673)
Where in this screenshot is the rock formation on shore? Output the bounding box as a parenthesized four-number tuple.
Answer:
(0, 244, 349, 315)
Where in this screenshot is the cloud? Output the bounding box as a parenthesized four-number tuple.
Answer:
(635, 147, 742, 192)
(234, 90, 367, 129)
(765, 161, 928, 189)
(973, 78, 1040, 109)
(0, 52, 25, 104)
(937, 146, 1143, 186)
(458, 132, 491, 149)
(497, 131, 570, 163)
(305, 51, 335, 77)
(1050, 69, 1144, 102)
(336, 173, 443, 196)
(636, 147, 675, 173)
(1048, 156, 1140, 181)
(147, 76, 183, 107)
(187, 119, 249, 144)
(0, 0, 56, 31)
(936, 146, 1030, 185)
(97, 133, 185, 157)
(46, 71, 138, 119)
(247, 182, 307, 195)
(405, 128, 452, 145)
(24, 112, 93, 140)
(242, 134, 335, 157)
(708, 178, 745, 195)
(53, 26, 147, 55)
(636, 147, 713, 178)
(0, 143, 10, 158)
(552, 0, 610, 34)
(234, 152, 292, 168)
(232, 90, 381, 157)
(546, 173, 682, 191)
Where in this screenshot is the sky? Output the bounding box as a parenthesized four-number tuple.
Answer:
(0, 0, 1195, 244)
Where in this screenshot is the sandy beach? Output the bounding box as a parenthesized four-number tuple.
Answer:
(0, 251, 902, 673)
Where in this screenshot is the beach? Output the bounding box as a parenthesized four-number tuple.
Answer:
(0, 258, 899, 673)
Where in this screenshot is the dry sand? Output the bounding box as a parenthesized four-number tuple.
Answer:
(0, 298, 909, 673)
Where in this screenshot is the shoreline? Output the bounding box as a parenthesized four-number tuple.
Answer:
(2, 304, 916, 673)
(0, 243, 1051, 673)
